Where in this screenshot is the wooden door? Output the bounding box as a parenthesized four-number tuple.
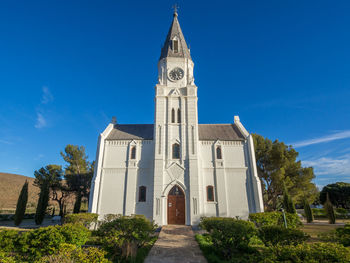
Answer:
(167, 185, 185, 225)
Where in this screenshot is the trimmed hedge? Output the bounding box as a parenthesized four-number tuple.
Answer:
(64, 212, 98, 227)
(200, 217, 257, 260)
(258, 225, 309, 246)
(249, 212, 302, 228)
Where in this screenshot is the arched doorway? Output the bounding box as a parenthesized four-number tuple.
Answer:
(167, 185, 185, 225)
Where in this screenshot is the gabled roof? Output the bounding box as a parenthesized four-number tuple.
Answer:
(106, 124, 245, 141)
(159, 12, 192, 60)
(106, 124, 153, 140)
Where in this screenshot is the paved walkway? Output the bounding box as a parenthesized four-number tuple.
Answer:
(145, 225, 207, 263)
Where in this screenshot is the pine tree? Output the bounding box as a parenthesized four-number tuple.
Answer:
(35, 182, 50, 225)
(14, 181, 29, 226)
(283, 183, 296, 214)
(303, 198, 313, 223)
(324, 192, 336, 224)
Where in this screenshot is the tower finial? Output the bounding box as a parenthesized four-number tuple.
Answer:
(172, 4, 179, 17)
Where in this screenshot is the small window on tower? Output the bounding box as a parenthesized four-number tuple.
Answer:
(177, 108, 181, 123)
(172, 143, 180, 159)
(207, 186, 214, 202)
(171, 108, 175, 123)
(131, 146, 136, 159)
(173, 39, 179, 53)
(139, 186, 146, 202)
(216, 146, 222, 159)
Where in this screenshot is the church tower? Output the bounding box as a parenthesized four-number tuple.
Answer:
(152, 10, 201, 225)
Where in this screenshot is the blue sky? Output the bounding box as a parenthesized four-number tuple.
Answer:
(0, 0, 349, 189)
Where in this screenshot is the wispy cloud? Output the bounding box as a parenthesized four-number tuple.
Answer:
(35, 112, 47, 129)
(41, 86, 54, 104)
(0, 139, 12, 145)
(303, 154, 350, 176)
(291, 130, 350, 148)
(35, 86, 54, 129)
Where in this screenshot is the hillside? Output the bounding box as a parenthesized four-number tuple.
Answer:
(0, 173, 39, 212)
(0, 173, 75, 214)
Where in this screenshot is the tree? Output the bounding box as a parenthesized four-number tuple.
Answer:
(61, 145, 93, 213)
(320, 182, 350, 209)
(303, 198, 313, 223)
(324, 193, 336, 224)
(14, 180, 28, 226)
(35, 181, 50, 225)
(253, 134, 317, 211)
(34, 165, 68, 220)
(283, 183, 296, 214)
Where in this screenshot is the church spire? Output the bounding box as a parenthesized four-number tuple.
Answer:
(159, 8, 192, 61)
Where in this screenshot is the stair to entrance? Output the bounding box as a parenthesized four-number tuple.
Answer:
(145, 225, 207, 263)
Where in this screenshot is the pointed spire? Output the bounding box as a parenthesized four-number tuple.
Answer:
(159, 9, 192, 61)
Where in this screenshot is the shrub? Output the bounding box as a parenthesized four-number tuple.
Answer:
(263, 242, 350, 262)
(258, 225, 309, 246)
(324, 193, 336, 224)
(312, 208, 327, 218)
(39, 243, 110, 263)
(335, 208, 349, 219)
(64, 213, 98, 228)
(0, 230, 18, 252)
(249, 212, 302, 229)
(320, 223, 350, 247)
(0, 251, 16, 263)
(199, 217, 257, 260)
(97, 214, 156, 260)
(59, 223, 91, 246)
(14, 180, 28, 226)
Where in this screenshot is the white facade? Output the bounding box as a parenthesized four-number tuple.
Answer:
(89, 12, 264, 225)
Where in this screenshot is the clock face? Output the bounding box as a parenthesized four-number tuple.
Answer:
(169, 67, 184, 81)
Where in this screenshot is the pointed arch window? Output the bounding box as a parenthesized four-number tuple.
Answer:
(172, 143, 180, 159)
(172, 39, 179, 53)
(177, 108, 181, 123)
(207, 186, 214, 202)
(216, 146, 222, 159)
(130, 146, 136, 159)
(139, 186, 146, 202)
(171, 108, 175, 123)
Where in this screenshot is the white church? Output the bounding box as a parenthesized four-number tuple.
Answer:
(89, 11, 264, 225)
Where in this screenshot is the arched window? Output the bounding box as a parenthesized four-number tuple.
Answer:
(216, 146, 222, 159)
(172, 143, 180, 159)
(177, 108, 181, 123)
(130, 146, 136, 159)
(172, 39, 179, 53)
(207, 186, 214, 202)
(139, 186, 146, 202)
(171, 108, 175, 123)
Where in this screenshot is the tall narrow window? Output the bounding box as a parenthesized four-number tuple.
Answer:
(171, 108, 175, 123)
(172, 143, 180, 159)
(216, 146, 222, 159)
(130, 146, 136, 159)
(207, 186, 214, 202)
(177, 108, 181, 123)
(173, 39, 179, 53)
(139, 186, 146, 202)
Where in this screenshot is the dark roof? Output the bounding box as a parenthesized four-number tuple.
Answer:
(198, 124, 245, 141)
(106, 124, 154, 140)
(106, 124, 245, 141)
(159, 13, 192, 60)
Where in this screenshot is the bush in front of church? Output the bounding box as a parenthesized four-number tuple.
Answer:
(63, 212, 98, 228)
(258, 225, 309, 246)
(199, 217, 257, 260)
(96, 214, 157, 260)
(249, 211, 302, 229)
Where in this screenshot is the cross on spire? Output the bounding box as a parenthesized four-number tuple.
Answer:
(172, 4, 179, 16)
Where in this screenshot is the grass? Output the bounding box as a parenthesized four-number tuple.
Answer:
(301, 222, 348, 242)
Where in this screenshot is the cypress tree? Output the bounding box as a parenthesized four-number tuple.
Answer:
(303, 198, 313, 223)
(73, 192, 82, 214)
(324, 192, 336, 224)
(14, 180, 29, 226)
(283, 183, 296, 214)
(35, 182, 50, 225)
